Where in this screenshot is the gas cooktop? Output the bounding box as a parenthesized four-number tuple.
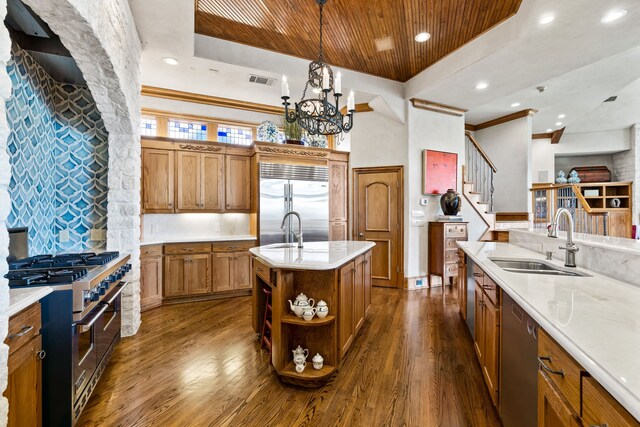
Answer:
(6, 267, 89, 287)
(8, 251, 120, 270)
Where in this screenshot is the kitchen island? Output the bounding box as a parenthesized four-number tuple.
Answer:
(250, 241, 375, 386)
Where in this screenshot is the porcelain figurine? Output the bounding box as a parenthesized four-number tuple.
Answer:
(315, 300, 329, 319)
(312, 353, 324, 370)
(292, 345, 309, 365)
(288, 293, 315, 317)
(302, 307, 317, 321)
(556, 170, 567, 184)
(567, 170, 580, 183)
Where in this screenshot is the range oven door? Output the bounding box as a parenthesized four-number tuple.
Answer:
(72, 304, 106, 401)
(96, 281, 125, 361)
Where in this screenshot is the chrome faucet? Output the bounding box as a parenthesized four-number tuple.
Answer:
(281, 211, 304, 248)
(548, 207, 579, 267)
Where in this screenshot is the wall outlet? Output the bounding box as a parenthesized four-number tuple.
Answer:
(90, 228, 106, 241)
(59, 229, 70, 243)
(419, 198, 429, 206)
(416, 279, 424, 287)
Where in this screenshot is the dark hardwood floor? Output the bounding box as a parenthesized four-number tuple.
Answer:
(77, 286, 500, 426)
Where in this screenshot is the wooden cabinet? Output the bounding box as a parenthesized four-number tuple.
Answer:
(140, 244, 163, 311)
(582, 376, 639, 427)
(234, 251, 252, 290)
(538, 371, 581, 427)
(428, 222, 468, 286)
(225, 155, 251, 211)
(329, 161, 348, 241)
(5, 303, 43, 427)
(176, 152, 224, 212)
(457, 249, 467, 320)
(363, 250, 372, 314)
(338, 261, 355, 358)
(212, 251, 251, 292)
(164, 254, 211, 297)
(353, 255, 365, 334)
(474, 281, 500, 407)
(142, 148, 174, 212)
(329, 221, 348, 241)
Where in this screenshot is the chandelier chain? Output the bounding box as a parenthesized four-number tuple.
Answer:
(318, 2, 324, 62)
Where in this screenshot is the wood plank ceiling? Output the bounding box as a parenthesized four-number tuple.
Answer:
(195, 0, 522, 82)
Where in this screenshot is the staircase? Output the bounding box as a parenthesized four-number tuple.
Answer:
(463, 132, 530, 241)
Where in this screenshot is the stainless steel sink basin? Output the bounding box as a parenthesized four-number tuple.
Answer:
(490, 258, 591, 277)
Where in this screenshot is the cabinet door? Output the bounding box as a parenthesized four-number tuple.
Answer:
(142, 149, 174, 212)
(364, 250, 372, 313)
(537, 371, 581, 427)
(483, 297, 500, 407)
(164, 255, 186, 297)
(338, 261, 355, 358)
(234, 251, 252, 290)
(225, 155, 251, 211)
(212, 252, 234, 292)
(202, 154, 225, 211)
(140, 256, 163, 311)
(353, 255, 365, 334)
(458, 253, 467, 320)
(329, 161, 348, 222)
(582, 376, 639, 427)
(186, 254, 211, 295)
(329, 221, 347, 241)
(5, 335, 42, 427)
(176, 151, 202, 211)
(474, 284, 484, 362)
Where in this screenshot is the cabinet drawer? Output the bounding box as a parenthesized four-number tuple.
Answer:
(211, 240, 256, 252)
(582, 376, 639, 427)
(6, 303, 41, 356)
(445, 238, 460, 250)
(445, 224, 467, 237)
(254, 258, 273, 285)
(481, 275, 499, 305)
(472, 264, 484, 287)
(444, 263, 458, 277)
(141, 244, 163, 257)
(538, 329, 583, 415)
(164, 243, 212, 255)
(445, 250, 459, 263)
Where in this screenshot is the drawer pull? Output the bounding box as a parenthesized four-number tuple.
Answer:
(9, 325, 34, 339)
(589, 424, 608, 427)
(538, 356, 564, 377)
(256, 267, 263, 272)
(473, 272, 483, 277)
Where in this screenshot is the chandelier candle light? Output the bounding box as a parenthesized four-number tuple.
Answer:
(280, 0, 355, 136)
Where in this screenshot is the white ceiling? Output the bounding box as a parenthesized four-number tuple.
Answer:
(130, 0, 640, 135)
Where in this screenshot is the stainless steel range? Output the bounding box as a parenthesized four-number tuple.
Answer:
(7, 251, 132, 426)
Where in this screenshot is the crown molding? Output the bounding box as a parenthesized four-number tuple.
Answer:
(410, 98, 467, 117)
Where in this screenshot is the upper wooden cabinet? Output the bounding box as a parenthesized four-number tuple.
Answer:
(225, 155, 251, 211)
(176, 152, 224, 212)
(202, 154, 225, 210)
(142, 149, 174, 212)
(329, 161, 348, 222)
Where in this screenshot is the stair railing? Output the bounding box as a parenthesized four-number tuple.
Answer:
(465, 131, 497, 212)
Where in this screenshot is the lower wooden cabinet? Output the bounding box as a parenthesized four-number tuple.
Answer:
(457, 249, 467, 320)
(582, 376, 639, 427)
(140, 251, 163, 311)
(212, 251, 252, 292)
(473, 282, 500, 407)
(338, 253, 372, 358)
(164, 254, 211, 297)
(538, 370, 581, 427)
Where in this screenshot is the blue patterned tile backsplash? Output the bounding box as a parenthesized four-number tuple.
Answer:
(6, 45, 108, 254)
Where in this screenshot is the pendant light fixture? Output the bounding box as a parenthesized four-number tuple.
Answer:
(280, 0, 355, 136)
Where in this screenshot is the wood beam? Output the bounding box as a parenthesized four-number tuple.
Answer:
(551, 127, 566, 144)
(410, 98, 467, 117)
(465, 123, 477, 132)
(471, 109, 537, 131)
(141, 85, 284, 116)
(532, 132, 553, 140)
(339, 103, 373, 115)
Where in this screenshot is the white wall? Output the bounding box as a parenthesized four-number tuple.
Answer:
(475, 116, 533, 212)
(531, 138, 555, 183)
(555, 154, 615, 178)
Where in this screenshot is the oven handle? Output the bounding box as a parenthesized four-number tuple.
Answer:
(104, 281, 127, 306)
(76, 304, 108, 333)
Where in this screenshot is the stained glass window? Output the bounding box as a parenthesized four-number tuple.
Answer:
(140, 117, 157, 136)
(169, 120, 207, 140)
(217, 125, 253, 145)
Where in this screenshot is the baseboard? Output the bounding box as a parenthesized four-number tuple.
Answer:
(162, 289, 252, 305)
(404, 275, 429, 290)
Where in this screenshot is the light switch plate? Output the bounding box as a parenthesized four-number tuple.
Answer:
(419, 198, 429, 206)
(59, 229, 70, 243)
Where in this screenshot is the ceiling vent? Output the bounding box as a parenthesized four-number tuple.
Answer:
(249, 74, 277, 86)
(374, 36, 394, 52)
(604, 96, 618, 103)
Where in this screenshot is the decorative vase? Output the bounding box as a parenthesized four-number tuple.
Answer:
(567, 170, 580, 184)
(257, 120, 279, 143)
(556, 171, 567, 184)
(440, 189, 461, 215)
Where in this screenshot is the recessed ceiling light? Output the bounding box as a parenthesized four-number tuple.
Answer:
(556, 122, 563, 127)
(558, 114, 566, 119)
(601, 9, 627, 23)
(415, 32, 431, 42)
(539, 14, 555, 25)
(510, 102, 521, 108)
(162, 57, 179, 66)
(546, 129, 553, 133)
(475, 81, 489, 90)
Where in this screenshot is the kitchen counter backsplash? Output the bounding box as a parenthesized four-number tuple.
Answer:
(509, 229, 640, 288)
(142, 213, 251, 243)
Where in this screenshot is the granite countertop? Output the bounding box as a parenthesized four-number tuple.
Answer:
(458, 241, 640, 421)
(249, 241, 375, 270)
(141, 235, 257, 246)
(9, 287, 53, 317)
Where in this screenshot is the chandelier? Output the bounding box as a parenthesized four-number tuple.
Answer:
(280, 0, 355, 136)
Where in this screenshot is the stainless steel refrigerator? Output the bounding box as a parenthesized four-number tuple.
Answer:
(259, 162, 329, 245)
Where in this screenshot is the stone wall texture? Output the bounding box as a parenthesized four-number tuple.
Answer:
(613, 124, 640, 226)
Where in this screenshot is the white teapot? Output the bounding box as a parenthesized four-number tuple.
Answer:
(288, 293, 315, 317)
(292, 345, 309, 365)
(312, 353, 324, 370)
(316, 300, 329, 319)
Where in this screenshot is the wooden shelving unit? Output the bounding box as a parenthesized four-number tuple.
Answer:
(578, 182, 631, 210)
(281, 314, 335, 326)
(281, 361, 336, 379)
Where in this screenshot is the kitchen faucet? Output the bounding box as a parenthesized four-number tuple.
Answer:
(547, 207, 579, 267)
(281, 211, 304, 248)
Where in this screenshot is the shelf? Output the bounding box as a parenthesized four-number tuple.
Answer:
(282, 314, 335, 326)
(605, 195, 629, 198)
(281, 361, 336, 380)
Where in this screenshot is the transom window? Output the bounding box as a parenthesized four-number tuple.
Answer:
(169, 119, 208, 140)
(140, 117, 157, 136)
(217, 125, 253, 146)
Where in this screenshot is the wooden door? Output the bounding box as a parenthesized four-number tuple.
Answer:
(363, 250, 372, 313)
(164, 255, 186, 297)
(537, 371, 582, 427)
(353, 255, 365, 334)
(140, 256, 163, 311)
(176, 151, 202, 211)
(338, 261, 355, 358)
(483, 297, 500, 407)
(474, 284, 484, 362)
(202, 154, 225, 211)
(186, 254, 211, 295)
(5, 336, 42, 427)
(354, 167, 403, 288)
(212, 252, 234, 292)
(234, 251, 252, 290)
(329, 161, 348, 221)
(225, 155, 251, 211)
(142, 148, 174, 212)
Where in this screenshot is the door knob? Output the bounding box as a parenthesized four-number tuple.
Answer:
(358, 233, 364, 237)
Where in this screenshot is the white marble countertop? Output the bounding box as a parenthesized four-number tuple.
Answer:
(9, 287, 53, 317)
(458, 241, 640, 421)
(249, 241, 375, 270)
(141, 235, 257, 246)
